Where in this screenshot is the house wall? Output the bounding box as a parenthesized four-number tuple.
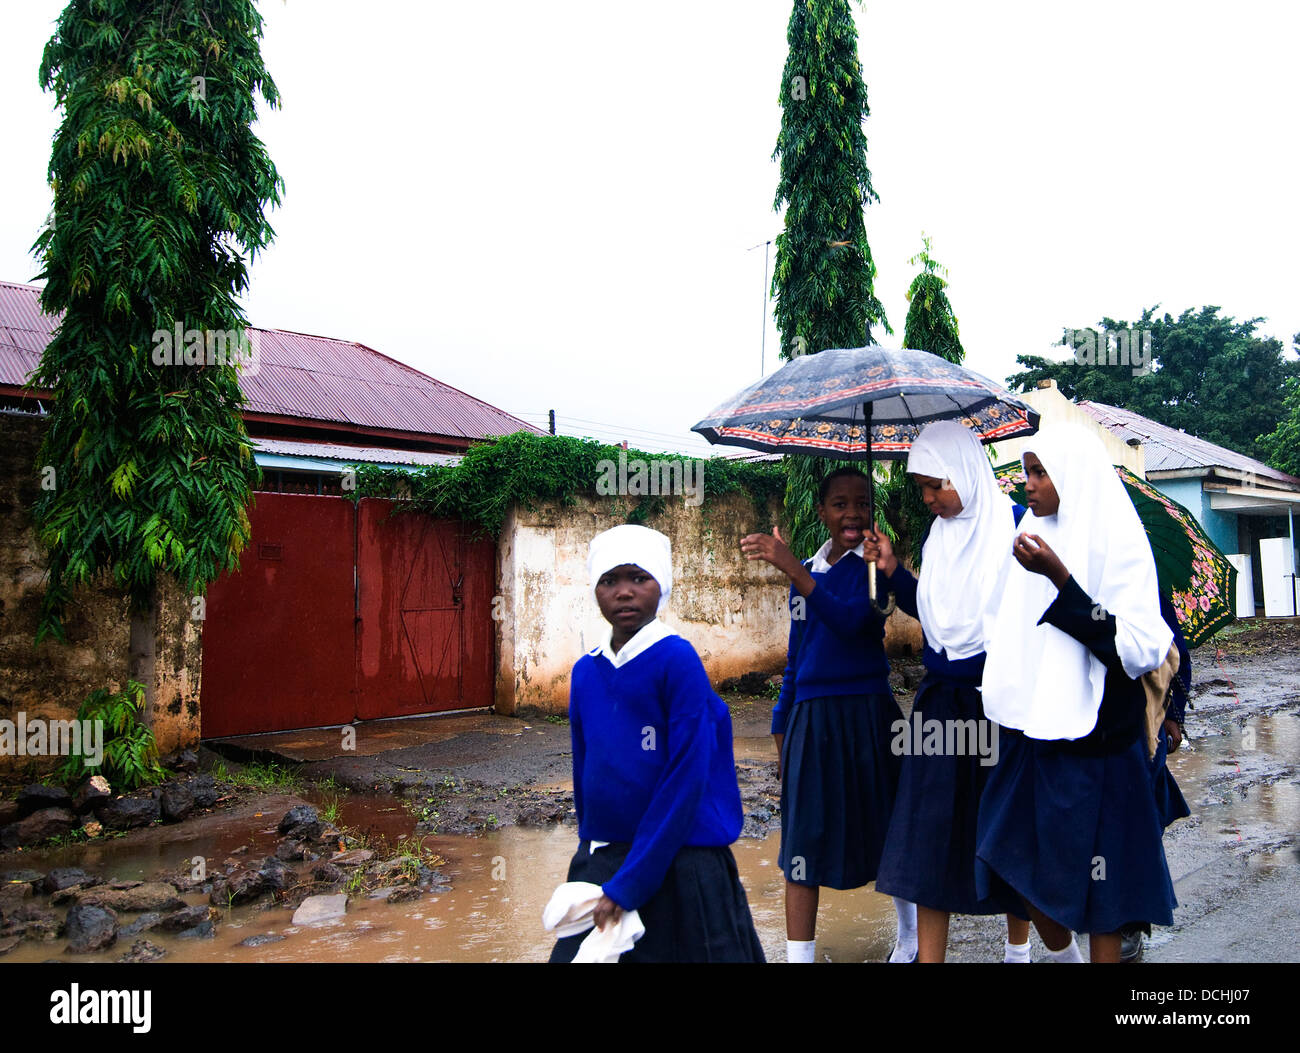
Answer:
(0, 412, 200, 780)
(1147, 477, 1239, 557)
(493, 492, 923, 715)
(994, 382, 1146, 475)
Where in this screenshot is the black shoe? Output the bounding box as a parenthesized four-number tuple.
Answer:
(1119, 924, 1144, 963)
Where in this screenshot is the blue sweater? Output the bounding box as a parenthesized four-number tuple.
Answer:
(568, 635, 743, 911)
(770, 550, 892, 736)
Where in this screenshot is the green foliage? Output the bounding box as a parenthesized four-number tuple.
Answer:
(771, 0, 890, 557)
(32, 0, 283, 641)
(55, 680, 167, 790)
(771, 0, 889, 361)
(1258, 343, 1300, 476)
(347, 432, 786, 534)
(1006, 307, 1300, 462)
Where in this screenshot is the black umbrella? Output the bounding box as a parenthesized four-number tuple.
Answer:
(693, 345, 1040, 612)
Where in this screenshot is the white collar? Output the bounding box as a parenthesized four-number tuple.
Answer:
(590, 618, 677, 668)
(809, 539, 865, 574)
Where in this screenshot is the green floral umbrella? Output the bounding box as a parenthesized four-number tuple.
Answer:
(993, 461, 1237, 648)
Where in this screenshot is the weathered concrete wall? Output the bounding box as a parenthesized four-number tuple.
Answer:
(494, 491, 923, 715)
(995, 380, 1146, 475)
(0, 411, 200, 780)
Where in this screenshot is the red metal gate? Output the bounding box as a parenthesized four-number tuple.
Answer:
(201, 494, 496, 738)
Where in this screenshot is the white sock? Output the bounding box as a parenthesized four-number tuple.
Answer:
(890, 898, 918, 961)
(1044, 935, 1084, 963)
(787, 938, 815, 963)
(1004, 938, 1032, 963)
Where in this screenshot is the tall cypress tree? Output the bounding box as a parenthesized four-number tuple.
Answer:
(32, 1, 282, 703)
(771, 0, 889, 557)
(883, 235, 965, 566)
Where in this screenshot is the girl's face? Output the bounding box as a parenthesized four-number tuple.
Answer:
(1022, 452, 1060, 516)
(912, 473, 963, 519)
(595, 563, 661, 648)
(818, 475, 870, 558)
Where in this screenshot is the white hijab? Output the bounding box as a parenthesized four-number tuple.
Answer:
(981, 426, 1172, 739)
(587, 524, 673, 615)
(908, 422, 1016, 661)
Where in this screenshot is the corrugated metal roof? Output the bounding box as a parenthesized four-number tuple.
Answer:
(1078, 400, 1300, 486)
(251, 437, 462, 468)
(0, 280, 540, 442)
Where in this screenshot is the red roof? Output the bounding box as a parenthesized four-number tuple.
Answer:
(0, 280, 539, 443)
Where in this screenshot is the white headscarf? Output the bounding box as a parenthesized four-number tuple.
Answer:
(908, 421, 1016, 661)
(586, 524, 673, 615)
(981, 426, 1172, 740)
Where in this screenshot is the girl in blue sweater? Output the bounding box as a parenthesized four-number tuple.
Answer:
(742, 468, 912, 963)
(549, 524, 764, 963)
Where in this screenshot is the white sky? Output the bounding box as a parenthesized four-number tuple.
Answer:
(2, 1, 1297, 456)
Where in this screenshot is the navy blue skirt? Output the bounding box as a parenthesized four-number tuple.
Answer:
(975, 728, 1177, 934)
(875, 677, 1024, 916)
(779, 691, 903, 890)
(548, 840, 765, 963)
(1150, 732, 1191, 829)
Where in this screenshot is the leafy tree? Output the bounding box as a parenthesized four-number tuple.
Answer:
(1007, 306, 1300, 462)
(31, 0, 283, 709)
(881, 236, 965, 567)
(1258, 335, 1300, 476)
(771, 0, 890, 557)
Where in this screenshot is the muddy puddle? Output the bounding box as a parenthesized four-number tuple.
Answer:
(4, 687, 1295, 963)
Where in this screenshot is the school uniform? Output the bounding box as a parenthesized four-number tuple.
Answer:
(874, 507, 1028, 917)
(549, 525, 763, 963)
(977, 428, 1179, 935)
(772, 541, 901, 890)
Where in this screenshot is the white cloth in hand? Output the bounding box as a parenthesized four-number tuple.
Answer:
(542, 881, 645, 962)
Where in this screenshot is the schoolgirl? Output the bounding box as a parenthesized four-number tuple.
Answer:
(741, 467, 914, 963)
(976, 427, 1178, 963)
(548, 524, 764, 963)
(866, 421, 1032, 962)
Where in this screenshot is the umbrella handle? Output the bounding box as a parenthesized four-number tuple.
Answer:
(868, 561, 896, 617)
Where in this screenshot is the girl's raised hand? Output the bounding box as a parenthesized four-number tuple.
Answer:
(862, 526, 898, 576)
(741, 525, 798, 576)
(1012, 532, 1069, 587)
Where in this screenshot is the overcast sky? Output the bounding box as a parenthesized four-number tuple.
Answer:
(2, 1, 1297, 456)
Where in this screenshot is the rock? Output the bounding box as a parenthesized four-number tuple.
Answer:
(239, 932, 285, 947)
(176, 919, 215, 940)
(11, 905, 60, 942)
(257, 858, 295, 891)
(75, 882, 184, 913)
(64, 905, 118, 953)
(161, 748, 199, 773)
(0, 934, 21, 956)
(329, 849, 373, 867)
(274, 839, 315, 862)
(311, 862, 344, 885)
(278, 804, 319, 836)
(16, 784, 72, 816)
(385, 886, 423, 904)
(0, 883, 33, 915)
(367, 887, 397, 901)
(188, 775, 218, 809)
(117, 939, 165, 963)
(212, 868, 266, 907)
(0, 800, 20, 827)
(1, 869, 44, 887)
(159, 782, 195, 823)
(158, 905, 212, 932)
(108, 879, 142, 890)
(72, 775, 112, 814)
(291, 894, 347, 925)
(1, 807, 76, 848)
(119, 913, 163, 937)
(97, 794, 160, 831)
(43, 867, 101, 894)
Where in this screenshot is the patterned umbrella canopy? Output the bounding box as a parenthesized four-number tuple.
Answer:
(993, 460, 1237, 648)
(691, 345, 1040, 460)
